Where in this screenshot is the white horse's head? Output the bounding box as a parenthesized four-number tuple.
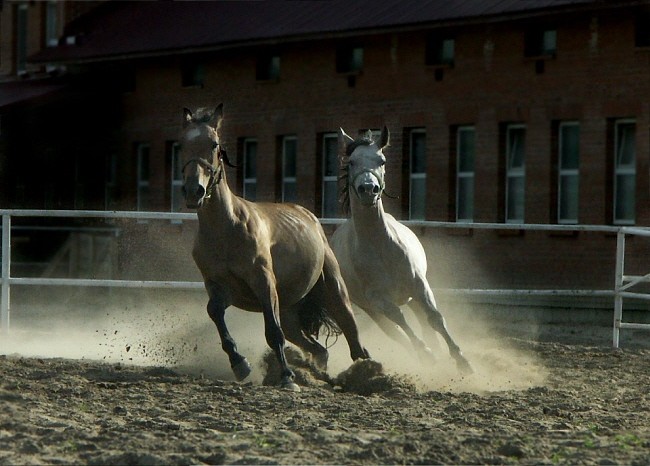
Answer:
(340, 126, 389, 208)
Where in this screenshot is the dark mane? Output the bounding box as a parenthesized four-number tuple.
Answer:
(339, 133, 375, 214)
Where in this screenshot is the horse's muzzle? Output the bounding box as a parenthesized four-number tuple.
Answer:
(354, 174, 381, 206)
(182, 180, 206, 209)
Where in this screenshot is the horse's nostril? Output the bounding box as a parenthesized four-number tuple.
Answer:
(372, 186, 380, 194)
(358, 185, 366, 194)
(195, 186, 205, 198)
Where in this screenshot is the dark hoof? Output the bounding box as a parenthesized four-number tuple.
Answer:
(280, 376, 301, 392)
(232, 358, 252, 381)
(352, 346, 371, 360)
(313, 351, 328, 370)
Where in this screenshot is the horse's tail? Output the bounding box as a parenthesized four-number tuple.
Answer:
(298, 295, 343, 345)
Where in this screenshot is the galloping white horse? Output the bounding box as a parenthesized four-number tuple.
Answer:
(331, 127, 472, 374)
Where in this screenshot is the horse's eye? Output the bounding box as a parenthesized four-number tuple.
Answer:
(380, 160, 386, 167)
(212, 142, 218, 151)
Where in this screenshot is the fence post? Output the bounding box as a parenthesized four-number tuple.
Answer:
(613, 229, 625, 348)
(1, 214, 10, 333)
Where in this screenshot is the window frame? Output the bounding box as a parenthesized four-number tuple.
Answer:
(409, 128, 427, 220)
(321, 133, 339, 218)
(281, 135, 297, 203)
(455, 126, 475, 223)
(557, 121, 580, 225)
(136, 143, 151, 215)
(505, 124, 526, 224)
(169, 142, 183, 223)
(613, 119, 636, 225)
(242, 138, 258, 201)
(256, 53, 280, 81)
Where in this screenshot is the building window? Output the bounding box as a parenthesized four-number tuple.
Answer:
(243, 138, 257, 201)
(336, 45, 363, 74)
(281, 136, 297, 203)
(635, 10, 650, 47)
(105, 153, 117, 211)
(322, 133, 339, 218)
(45, 1, 58, 47)
(256, 53, 280, 81)
(613, 120, 636, 225)
(136, 143, 151, 212)
(426, 34, 455, 67)
(181, 60, 204, 88)
(409, 129, 427, 220)
(16, 4, 28, 75)
(505, 125, 526, 224)
(170, 142, 183, 221)
(455, 126, 475, 222)
(557, 122, 580, 224)
(525, 28, 557, 57)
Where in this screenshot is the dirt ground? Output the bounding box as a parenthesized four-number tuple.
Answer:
(1, 291, 649, 465)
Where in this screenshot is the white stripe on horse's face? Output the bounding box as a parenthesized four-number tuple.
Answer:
(185, 128, 202, 141)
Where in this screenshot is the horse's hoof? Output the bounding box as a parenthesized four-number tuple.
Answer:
(418, 346, 437, 365)
(313, 352, 328, 370)
(232, 358, 252, 381)
(280, 377, 301, 392)
(456, 358, 474, 376)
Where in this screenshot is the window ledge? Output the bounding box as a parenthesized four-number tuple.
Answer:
(524, 53, 556, 61)
(426, 63, 454, 70)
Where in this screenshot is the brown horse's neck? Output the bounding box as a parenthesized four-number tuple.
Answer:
(197, 167, 239, 227)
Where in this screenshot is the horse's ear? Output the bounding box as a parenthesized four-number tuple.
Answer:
(339, 127, 354, 155)
(183, 107, 193, 128)
(380, 125, 390, 149)
(211, 103, 224, 129)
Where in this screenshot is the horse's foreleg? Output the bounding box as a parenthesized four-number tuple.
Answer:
(363, 293, 433, 360)
(410, 285, 473, 375)
(252, 265, 299, 391)
(205, 284, 251, 381)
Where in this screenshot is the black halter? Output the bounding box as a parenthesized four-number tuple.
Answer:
(182, 145, 236, 197)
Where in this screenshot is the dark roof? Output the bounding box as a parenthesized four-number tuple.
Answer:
(0, 80, 66, 108)
(30, 0, 639, 64)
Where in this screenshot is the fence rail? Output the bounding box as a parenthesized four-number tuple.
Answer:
(2, 209, 649, 347)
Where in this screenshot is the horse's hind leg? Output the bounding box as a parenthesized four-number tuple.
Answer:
(320, 248, 370, 361)
(205, 283, 251, 381)
(281, 307, 329, 370)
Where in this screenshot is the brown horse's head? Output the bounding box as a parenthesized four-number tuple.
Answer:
(339, 126, 389, 210)
(180, 104, 233, 208)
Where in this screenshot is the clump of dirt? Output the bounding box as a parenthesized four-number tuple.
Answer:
(334, 358, 417, 396)
(260, 346, 332, 388)
(261, 347, 417, 396)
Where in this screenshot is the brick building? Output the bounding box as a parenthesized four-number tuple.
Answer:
(4, 0, 650, 299)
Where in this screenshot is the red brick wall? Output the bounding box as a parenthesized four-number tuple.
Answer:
(113, 8, 650, 294)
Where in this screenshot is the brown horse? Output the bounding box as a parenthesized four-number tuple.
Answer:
(180, 104, 369, 391)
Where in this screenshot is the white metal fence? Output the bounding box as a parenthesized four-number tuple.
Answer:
(2, 209, 650, 347)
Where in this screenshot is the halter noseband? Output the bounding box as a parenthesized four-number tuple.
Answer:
(182, 145, 236, 198)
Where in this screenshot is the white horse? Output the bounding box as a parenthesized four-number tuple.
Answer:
(331, 127, 472, 374)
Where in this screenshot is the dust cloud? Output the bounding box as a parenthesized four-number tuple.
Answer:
(0, 284, 547, 395)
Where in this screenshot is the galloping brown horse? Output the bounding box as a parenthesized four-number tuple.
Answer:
(180, 104, 369, 391)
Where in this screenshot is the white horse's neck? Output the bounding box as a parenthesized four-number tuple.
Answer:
(349, 194, 390, 238)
